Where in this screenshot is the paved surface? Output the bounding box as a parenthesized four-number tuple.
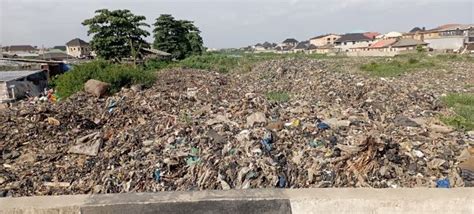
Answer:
(1, 188, 473, 214)
(0, 70, 43, 82)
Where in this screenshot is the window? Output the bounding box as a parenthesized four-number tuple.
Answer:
(352, 41, 356, 45)
(344, 42, 347, 45)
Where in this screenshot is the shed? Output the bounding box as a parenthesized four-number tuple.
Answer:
(0, 70, 48, 102)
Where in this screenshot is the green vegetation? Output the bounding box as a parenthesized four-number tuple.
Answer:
(82, 9, 150, 62)
(153, 14, 204, 59)
(360, 55, 436, 77)
(177, 52, 330, 73)
(441, 93, 474, 131)
(266, 91, 290, 102)
(54, 60, 156, 98)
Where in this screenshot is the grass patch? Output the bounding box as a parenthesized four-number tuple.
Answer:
(360, 56, 436, 77)
(54, 60, 156, 98)
(441, 93, 474, 131)
(266, 91, 290, 102)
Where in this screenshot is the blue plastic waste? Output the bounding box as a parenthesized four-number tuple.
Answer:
(154, 169, 161, 182)
(436, 178, 450, 188)
(278, 175, 286, 188)
(260, 132, 273, 152)
(317, 122, 330, 130)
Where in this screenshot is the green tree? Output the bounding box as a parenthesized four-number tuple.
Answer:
(152, 14, 204, 59)
(82, 9, 150, 62)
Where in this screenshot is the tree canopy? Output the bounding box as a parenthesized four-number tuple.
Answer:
(152, 14, 204, 59)
(82, 9, 150, 62)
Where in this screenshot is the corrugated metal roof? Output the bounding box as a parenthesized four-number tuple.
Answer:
(0, 70, 45, 82)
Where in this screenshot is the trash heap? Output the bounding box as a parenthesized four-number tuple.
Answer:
(1, 59, 473, 197)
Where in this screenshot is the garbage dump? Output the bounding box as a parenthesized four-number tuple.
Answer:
(1, 58, 473, 197)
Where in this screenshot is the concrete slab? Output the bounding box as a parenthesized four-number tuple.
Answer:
(0, 188, 473, 214)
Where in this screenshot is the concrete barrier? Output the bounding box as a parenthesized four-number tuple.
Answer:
(1, 188, 473, 214)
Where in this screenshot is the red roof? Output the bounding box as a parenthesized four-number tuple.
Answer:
(369, 39, 397, 48)
(363, 32, 381, 39)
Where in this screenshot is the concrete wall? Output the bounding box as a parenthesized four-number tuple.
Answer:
(335, 40, 373, 52)
(1, 188, 473, 214)
(426, 37, 465, 51)
(346, 50, 399, 57)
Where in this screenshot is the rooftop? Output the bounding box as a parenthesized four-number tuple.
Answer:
(0, 70, 45, 82)
(66, 38, 89, 47)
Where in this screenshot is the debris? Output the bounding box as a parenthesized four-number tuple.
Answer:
(260, 131, 273, 152)
(84, 79, 110, 97)
(394, 115, 420, 127)
(47, 117, 60, 126)
(323, 118, 351, 128)
(154, 169, 161, 182)
(67, 132, 103, 156)
(430, 124, 453, 134)
(0, 58, 472, 196)
(436, 178, 450, 188)
(247, 112, 267, 127)
(267, 121, 284, 131)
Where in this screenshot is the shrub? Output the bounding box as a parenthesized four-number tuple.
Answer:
(54, 60, 156, 98)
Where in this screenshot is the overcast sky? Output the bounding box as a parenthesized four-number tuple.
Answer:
(0, 0, 473, 48)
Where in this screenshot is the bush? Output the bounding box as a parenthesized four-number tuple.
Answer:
(54, 60, 156, 98)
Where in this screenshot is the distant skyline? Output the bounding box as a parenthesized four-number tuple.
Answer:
(1, 0, 473, 48)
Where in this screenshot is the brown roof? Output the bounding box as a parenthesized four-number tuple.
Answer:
(3, 45, 37, 52)
(66, 38, 89, 47)
(392, 38, 427, 47)
(310, 34, 338, 40)
(369, 39, 397, 48)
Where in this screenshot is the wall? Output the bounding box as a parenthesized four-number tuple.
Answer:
(310, 35, 341, 46)
(346, 50, 399, 57)
(335, 40, 372, 52)
(426, 37, 465, 51)
(67, 45, 91, 58)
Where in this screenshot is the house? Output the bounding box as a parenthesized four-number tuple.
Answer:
(293, 41, 310, 53)
(363, 32, 381, 40)
(424, 24, 473, 52)
(380, 32, 403, 39)
(53, 46, 67, 51)
(66, 38, 91, 58)
(281, 38, 298, 47)
(402, 27, 426, 41)
(309, 34, 341, 47)
(391, 38, 427, 51)
(315, 44, 337, 54)
(253, 43, 266, 51)
(334, 33, 373, 52)
(2, 45, 38, 54)
(368, 39, 398, 51)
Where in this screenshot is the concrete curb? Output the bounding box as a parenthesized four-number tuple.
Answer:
(0, 188, 473, 214)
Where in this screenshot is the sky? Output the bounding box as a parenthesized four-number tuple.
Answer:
(0, 0, 473, 48)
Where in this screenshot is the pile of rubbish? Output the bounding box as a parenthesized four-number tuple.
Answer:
(1, 58, 473, 197)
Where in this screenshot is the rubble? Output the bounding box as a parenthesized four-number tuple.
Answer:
(0, 58, 473, 197)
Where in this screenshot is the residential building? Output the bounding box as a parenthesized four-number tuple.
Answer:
(334, 33, 373, 52)
(2, 45, 38, 54)
(314, 44, 336, 54)
(66, 38, 91, 58)
(281, 38, 298, 47)
(293, 41, 310, 53)
(391, 38, 427, 51)
(425, 24, 473, 52)
(309, 34, 340, 47)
